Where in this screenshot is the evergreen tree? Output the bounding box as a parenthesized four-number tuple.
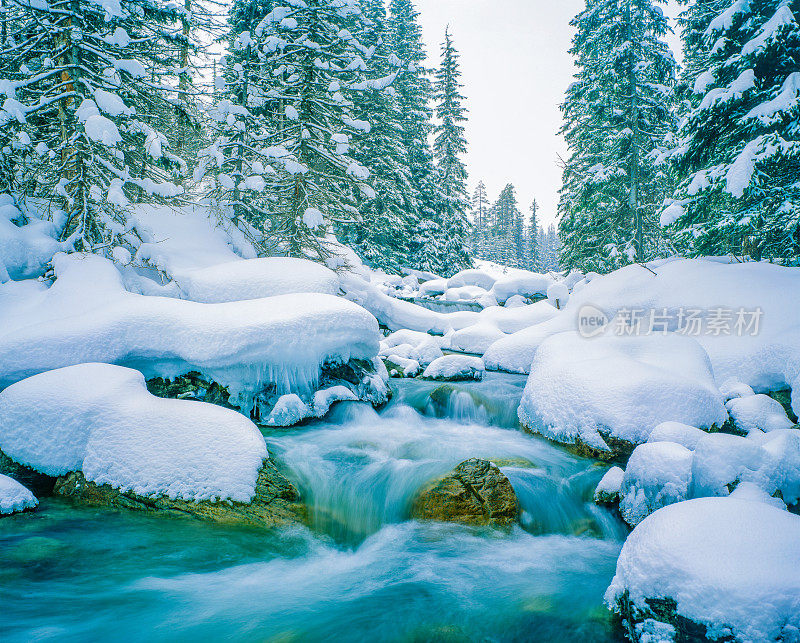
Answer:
(490, 183, 522, 266)
(664, 0, 800, 261)
(197, 0, 378, 260)
(558, 0, 676, 272)
(470, 180, 489, 257)
(433, 27, 471, 274)
(387, 0, 442, 272)
(528, 199, 540, 269)
(0, 0, 187, 252)
(341, 0, 414, 272)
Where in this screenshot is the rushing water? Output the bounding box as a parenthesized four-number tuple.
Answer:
(0, 373, 627, 642)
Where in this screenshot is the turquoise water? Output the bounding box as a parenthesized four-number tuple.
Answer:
(0, 375, 626, 642)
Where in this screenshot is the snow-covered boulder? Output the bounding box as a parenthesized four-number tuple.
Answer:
(447, 268, 496, 291)
(0, 364, 302, 526)
(422, 355, 485, 382)
(382, 355, 421, 378)
(380, 329, 443, 367)
(485, 260, 800, 420)
(0, 254, 386, 415)
(419, 278, 448, 297)
(447, 323, 505, 354)
(517, 332, 727, 458)
(646, 422, 708, 450)
(172, 257, 339, 303)
(726, 394, 794, 434)
(619, 442, 693, 527)
(594, 466, 624, 504)
(0, 474, 38, 515)
(546, 283, 569, 309)
(489, 271, 554, 304)
(444, 285, 487, 302)
(719, 378, 755, 401)
(606, 497, 800, 642)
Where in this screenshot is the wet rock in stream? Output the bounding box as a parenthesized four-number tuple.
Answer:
(410, 458, 519, 527)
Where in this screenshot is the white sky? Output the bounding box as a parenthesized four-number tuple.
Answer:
(415, 0, 682, 226)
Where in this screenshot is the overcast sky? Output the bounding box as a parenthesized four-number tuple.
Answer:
(414, 0, 682, 226)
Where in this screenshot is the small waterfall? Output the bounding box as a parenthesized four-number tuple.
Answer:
(269, 395, 627, 545)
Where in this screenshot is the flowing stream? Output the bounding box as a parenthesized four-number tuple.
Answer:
(0, 373, 627, 642)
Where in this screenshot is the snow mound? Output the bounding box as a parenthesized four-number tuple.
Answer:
(606, 497, 800, 642)
(646, 422, 708, 450)
(619, 442, 693, 527)
(172, 257, 339, 303)
(489, 271, 555, 304)
(485, 259, 800, 417)
(447, 268, 496, 290)
(726, 394, 794, 434)
(518, 332, 727, 453)
(0, 196, 65, 281)
(380, 329, 443, 367)
(0, 474, 38, 514)
(422, 355, 485, 381)
(0, 364, 268, 502)
(447, 323, 505, 354)
(0, 254, 380, 406)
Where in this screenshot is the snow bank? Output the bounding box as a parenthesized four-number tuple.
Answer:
(606, 497, 800, 642)
(422, 355, 485, 381)
(485, 260, 800, 418)
(0, 254, 380, 405)
(0, 474, 38, 514)
(0, 364, 268, 502)
(172, 257, 339, 303)
(518, 332, 727, 453)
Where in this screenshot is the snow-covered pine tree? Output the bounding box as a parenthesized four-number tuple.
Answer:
(340, 0, 416, 273)
(470, 180, 489, 257)
(432, 27, 471, 274)
(489, 183, 521, 266)
(527, 199, 540, 270)
(663, 0, 800, 262)
(558, 0, 676, 272)
(195, 0, 275, 239)
(387, 0, 443, 273)
(200, 0, 378, 261)
(0, 0, 187, 252)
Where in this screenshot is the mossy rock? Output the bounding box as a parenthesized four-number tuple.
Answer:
(614, 591, 732, 642)
(768, 389, 797, 423)
(0, 449, 55, 496)
(53, 460, 305, 529)
(410, 458, 518, 527)
(146, 371, 234, 408)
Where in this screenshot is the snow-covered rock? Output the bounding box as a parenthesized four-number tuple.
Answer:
(172, 257, 339, 303)
(265, 393, 311, 427)
(0, 364, 267, 502)
(380, 329, 443, 367)
(726, 394, 794, 434)
(444, 285, 487, 302)
(489, 271, 555, 304)
(0, 474, 38, 515)
(419, 278, 448, 297)
(422, 355, 485, 382)
(447, 323, 505, 354)
(447, 268, 496, 291)
(606, 497, 800, 642)
(719, 378, 755, 401)
(646, 422, 708, 450)
(0, 254, 383, 410)
(484, 260, 800, 419)
(517, 332, 727, 457)
(619, 442, 694, 527)
(594, 466, 624, 504)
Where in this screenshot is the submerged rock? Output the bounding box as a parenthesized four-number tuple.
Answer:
(410, 458, 518, 527)
(53, 459, 305, 529)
